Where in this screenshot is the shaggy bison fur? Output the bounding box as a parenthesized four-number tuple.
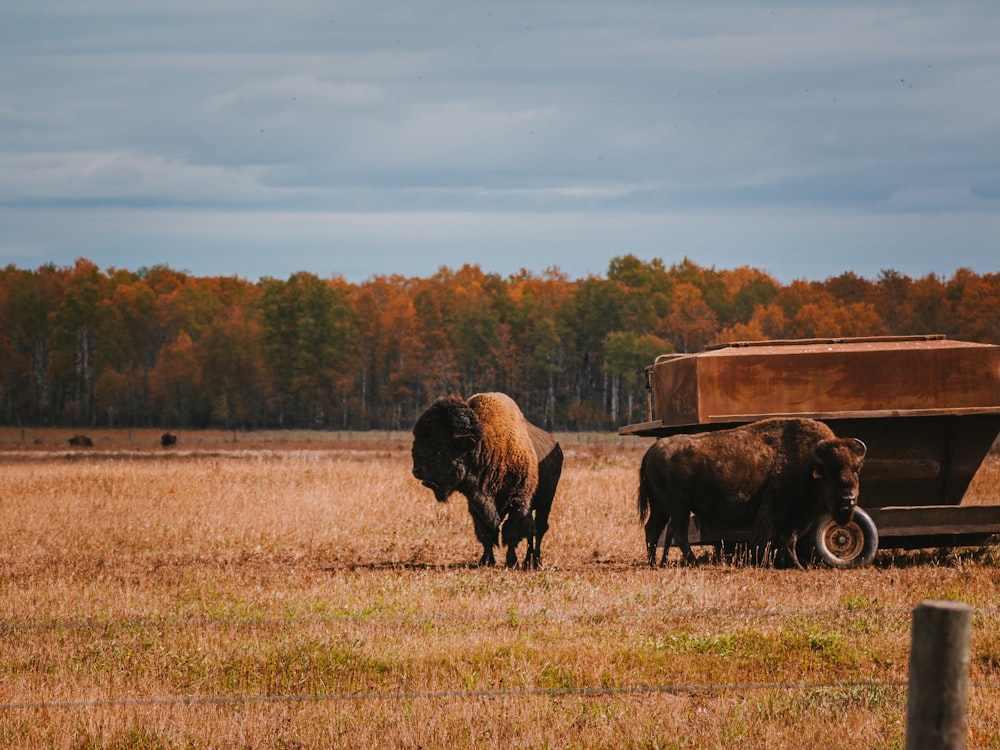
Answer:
(638, 418, 866, 569)
(411, 392, 563, 569)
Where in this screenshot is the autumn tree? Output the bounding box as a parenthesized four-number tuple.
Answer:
(715, 302, 789, 343)
(506, 268, 572, 427)
(48, 259, 105, 425)
(200, 305, 264, 428)
(0, 264, 66, 423)
(353, 275, 425, 429)
(95, 272, 162, 425)
(147, 330, 204, 426)
(658, 282, 718, 353)
(908, 273, 953, 336)
(604, 331, 672, 425)
(607, 254, 674, 331)
(258, 272, 359, 427)
(721, 266, 781, 326)
(952, 270, 1000, 343)
(2, 257, 997, 431)
(560, 275, 627, 426)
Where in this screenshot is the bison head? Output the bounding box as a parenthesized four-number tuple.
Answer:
(411, 396, 484, 503)
(811, 437, 867, 524)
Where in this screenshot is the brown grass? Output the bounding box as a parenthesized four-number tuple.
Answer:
(1, 429, 999, 749)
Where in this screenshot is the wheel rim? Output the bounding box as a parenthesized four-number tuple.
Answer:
(820, 519, 865, 562)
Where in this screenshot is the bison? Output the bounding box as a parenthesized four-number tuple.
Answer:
(411, 392, 563, 569)
(68, 434, 93, 447)
(637, 418, 866, 569)
(160, 432, 177, 447)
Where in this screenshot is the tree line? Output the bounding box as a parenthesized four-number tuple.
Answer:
(2, 256, 998, 431)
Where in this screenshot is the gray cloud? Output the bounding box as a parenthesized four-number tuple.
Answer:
(2, 1, 998, 282)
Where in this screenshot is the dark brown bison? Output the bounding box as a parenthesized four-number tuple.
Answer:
(68, 434, 93, 447)
(411, 392, 563, 569)
(160, 432, 177, 447)
(637, 418, 866, 569)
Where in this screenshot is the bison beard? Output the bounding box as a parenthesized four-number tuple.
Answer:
(637, 418, 866, 569)
(412, 393, 562, 569)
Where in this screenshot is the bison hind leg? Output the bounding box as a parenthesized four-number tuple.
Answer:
(668, 515, 698, 566)
(521, 545, 537, 571)
(654, 520, 674, 567)
(478, 547, 496, 567)
(523, 508, 550, 570)
(643, 510, 671, 569)
(520, 530, 539, 570)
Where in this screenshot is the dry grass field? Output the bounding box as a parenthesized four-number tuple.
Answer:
(1, 427, 1000, 749)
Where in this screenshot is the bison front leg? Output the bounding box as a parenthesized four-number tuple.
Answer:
(778, 529, 806, 570)
(748, 513, 779, 567)
(501, 513, 532, 569)
(467, 496, 501, 567)
(473, 519, 498, 567)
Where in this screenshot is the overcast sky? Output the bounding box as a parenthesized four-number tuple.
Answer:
(2, 1, 999, 284)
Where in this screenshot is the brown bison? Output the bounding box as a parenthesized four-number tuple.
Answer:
(637, 418, 866, 569)
(411, 392, 563, 569)
(68, 434, 93, 447)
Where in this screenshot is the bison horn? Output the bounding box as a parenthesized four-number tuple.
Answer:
(851, 438, 867, 458)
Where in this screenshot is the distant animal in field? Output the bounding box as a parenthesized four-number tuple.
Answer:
(160, 432, 177, 447)
(411, 392, 563, 569)
(68, 434, 93, 447)
(637, 418, 866, 569)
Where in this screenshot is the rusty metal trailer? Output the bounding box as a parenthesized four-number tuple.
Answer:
(619, 335, 1000, 567)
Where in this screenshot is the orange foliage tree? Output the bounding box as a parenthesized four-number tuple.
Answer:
(2, 256, 998, 431)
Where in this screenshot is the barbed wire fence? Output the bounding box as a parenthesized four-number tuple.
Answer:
(3, 603, 1000, 632)
(3, 604, 999, 723)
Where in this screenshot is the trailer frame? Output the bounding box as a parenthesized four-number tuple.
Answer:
(619, 336, 1000, 565)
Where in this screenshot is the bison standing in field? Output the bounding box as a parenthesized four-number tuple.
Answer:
(638, 418, 866, 569)
(411, 392, 563, 569)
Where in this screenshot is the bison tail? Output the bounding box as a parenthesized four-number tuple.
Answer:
(637, 455, 651, 524)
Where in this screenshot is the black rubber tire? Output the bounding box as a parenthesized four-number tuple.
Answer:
(812, 507, 879, 568)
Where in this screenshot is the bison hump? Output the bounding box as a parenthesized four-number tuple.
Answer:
(468, 393, 539, 491)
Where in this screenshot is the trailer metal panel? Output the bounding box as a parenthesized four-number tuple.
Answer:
(645, 335, 1000, 430)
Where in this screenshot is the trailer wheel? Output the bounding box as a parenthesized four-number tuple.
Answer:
(812, 508, 879, 568)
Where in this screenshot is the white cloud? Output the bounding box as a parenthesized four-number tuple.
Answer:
(0, 151, 277, 204)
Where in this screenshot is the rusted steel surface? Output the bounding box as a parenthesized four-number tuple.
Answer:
(867, 505, 1000, 538)
(821, 412, 1000, 508)
(645, 335, 1000, 429)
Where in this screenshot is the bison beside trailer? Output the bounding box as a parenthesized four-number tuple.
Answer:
(638, 417, 867, 569)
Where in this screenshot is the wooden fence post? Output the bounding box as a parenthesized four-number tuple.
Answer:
(905, 599, 972, 750)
